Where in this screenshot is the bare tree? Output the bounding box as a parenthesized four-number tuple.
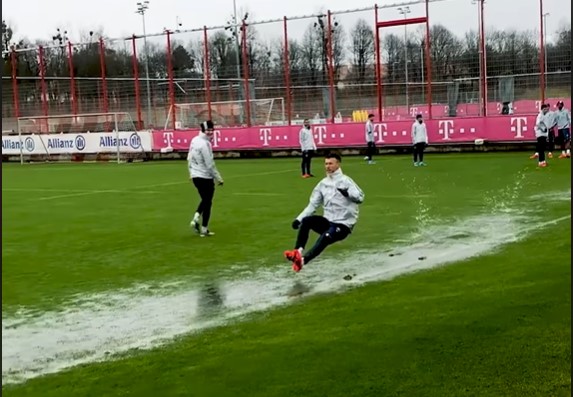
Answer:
(349, 18, 374, 83)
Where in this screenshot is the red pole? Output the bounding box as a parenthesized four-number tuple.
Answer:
(374, 4, 382, 122)
(38, 46, 49, 118)
(10, 49, 20, 119)
(478, 0, 487, 117)
(327, 10, 336, 123)
(539, 0, 546, 104)
(203, 26, 212, 120)
(283, 16, 292, 125)
(131, 36, 143, 130)
(241, 21, 251, 127)
(425, 0, 433, 119)
(99, 38, 109, 114)
(166, 30, 176, 130)
(67, 41, 78, 116)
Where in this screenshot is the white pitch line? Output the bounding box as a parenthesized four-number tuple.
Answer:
(35, 190, 122, 201)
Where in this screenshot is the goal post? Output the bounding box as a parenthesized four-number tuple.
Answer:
(9, 112, 150, 164)
(165, 98, 286, 129)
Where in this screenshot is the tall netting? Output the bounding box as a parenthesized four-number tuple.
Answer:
(485, 0, 541, 115)
(332, 9, 378, 122)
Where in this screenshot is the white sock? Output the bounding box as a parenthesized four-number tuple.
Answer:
(201, 226, 208, 233)
(567, 149, 571, 154)
(193, 212, 200, 222)
(297, 247, 304, 254)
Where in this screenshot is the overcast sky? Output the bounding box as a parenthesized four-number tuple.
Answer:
(3, 0, 571, 47)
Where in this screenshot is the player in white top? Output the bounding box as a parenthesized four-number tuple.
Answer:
(411, 114, 429, 166)
(533, 104, 552, 167)
(555, 101, 571, 158)
(299, 119, 317, 178)
(187, 120, 224, 236)
(364, 113, 376, 164)
(284, 153, 365, 272)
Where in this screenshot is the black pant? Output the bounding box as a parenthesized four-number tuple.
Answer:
(192, 177, 215, 227)
(558, 128, 571, 149)
(413, 142, 426, 163)
(301, 150, 314, 175)
(366, 141, 376, 161)
(536, 136, 547, 162)
(295, 215, 351, 264)
(548, 128, 555, 152)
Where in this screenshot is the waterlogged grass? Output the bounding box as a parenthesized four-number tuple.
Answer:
(2, 153, 571, 396)
(4, 223, 571, 397)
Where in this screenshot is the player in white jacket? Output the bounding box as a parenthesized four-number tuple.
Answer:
(364, 113, 376, 164)
(187, 120, 224, 236)
(411, 114, 429, 166)
(299, 119, 317, 178)
(533, 104, 552, 167)
(555, 101, 571, 158)
(284, 152, 365, 272)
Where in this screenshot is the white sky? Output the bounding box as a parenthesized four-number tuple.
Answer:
(3, 0, 571, 47)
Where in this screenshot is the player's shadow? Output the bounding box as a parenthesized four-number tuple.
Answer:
(286, 280, 312, 298)
(196, 282, 225, 318)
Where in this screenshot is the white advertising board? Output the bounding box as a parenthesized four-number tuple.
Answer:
(1, 131, 152, 155)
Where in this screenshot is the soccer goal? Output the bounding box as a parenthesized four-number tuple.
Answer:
(164, 98, 286, 129)
(11, 112, 149, 164)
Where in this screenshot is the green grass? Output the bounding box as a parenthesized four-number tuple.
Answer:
(2, 153, 571, 396)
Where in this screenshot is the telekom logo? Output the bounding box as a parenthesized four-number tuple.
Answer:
(211, 130, 222, 148)
(438, 120, 455, 140)
(259, 128, 272, 146)
(373, 123, 386, 143)
(510, 117, 528, 138)
(163, 132, 174, 146)
(313, 126, 328, 145)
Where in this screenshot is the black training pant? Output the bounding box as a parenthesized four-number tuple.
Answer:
(301, 150, 314, 175)
(413, 142, 426, 163)
(192, 177, 215, 227)
(536, 136, 547, 163)
(295, 215, 351, 264)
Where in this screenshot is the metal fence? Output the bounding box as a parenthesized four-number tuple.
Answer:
(1, 0, 570, 131)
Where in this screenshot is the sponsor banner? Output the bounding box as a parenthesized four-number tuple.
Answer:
(368, 98, 572, 120)
(1, 131, 152, 155)
(151, 115, 539, 152)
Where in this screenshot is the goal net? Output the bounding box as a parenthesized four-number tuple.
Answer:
(8, 112, 149, 164)
(164, 98, 286, 129)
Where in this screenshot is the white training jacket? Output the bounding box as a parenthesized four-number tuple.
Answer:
(555, 108, 571, 130)
(187, 132, 223, 182)
(411, 121, 429, 144)
(296, 168, 365, 229)
(535, 112, 553, 138)
(365, 120, 374, 143)
(299, 126, 317, 151)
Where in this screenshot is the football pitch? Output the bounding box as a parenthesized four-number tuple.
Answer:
(2, 153, 571, 396)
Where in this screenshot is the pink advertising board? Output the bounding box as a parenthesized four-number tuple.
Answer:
(152, 115, 542, 152)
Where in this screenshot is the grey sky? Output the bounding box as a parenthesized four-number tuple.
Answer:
(3, 0, 571, 47)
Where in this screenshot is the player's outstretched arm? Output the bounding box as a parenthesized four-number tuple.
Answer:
(296, 184, 323, 222)
(202, 145, 223, 184)
(345, 178, 365, 204)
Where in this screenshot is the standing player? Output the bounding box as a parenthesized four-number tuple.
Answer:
(533, 104, 552, 168)
(284, 153, 365, 272)
(364, 113, 376, 164)
(299, 119, 317, 178)
(188, 120, 224, 236)
(411, 114, 429, 166)
(555, 101, 571, 158)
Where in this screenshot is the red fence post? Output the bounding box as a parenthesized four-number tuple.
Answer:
(327, 10, 336, 123)
(283, 16, 292, 125)
(131, 36, 143, 130)
(374, 4, 382, 122)
(241, 21, 251, 127)
(67, 41, 78, 116)
(425, 0, 433, 119)
(38, 46, 49, 119)
(10, 49, 20, 119)
(478, 0, 487, 117)
(99, 38, 109, 114)
(539, 0, 546, 104)
(166, 31, 176, 130)
(203, 26, 212, 121)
